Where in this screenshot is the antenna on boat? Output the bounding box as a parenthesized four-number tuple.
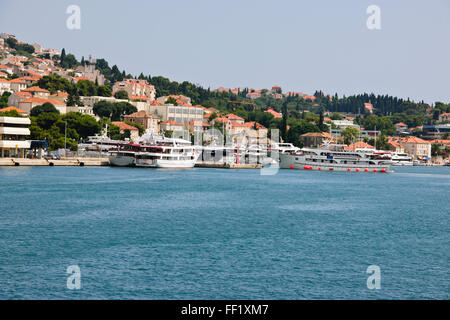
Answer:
(374, 125, 377, 150)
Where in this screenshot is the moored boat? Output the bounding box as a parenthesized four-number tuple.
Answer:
(134, 137, 199, 168)
(279, 144, 392, 172)
(108, 143, 142, 167)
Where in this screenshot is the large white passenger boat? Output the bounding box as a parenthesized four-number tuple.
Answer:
(279, 145, 392, 172)
(134, 137, 199, 168)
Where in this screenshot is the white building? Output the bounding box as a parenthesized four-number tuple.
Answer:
(332, 119, 360, 130)
(0, 116, 31, 158)
(147, 104, 204, 124)
(80, 96, 128, 107)
(0, 78, 11, 94)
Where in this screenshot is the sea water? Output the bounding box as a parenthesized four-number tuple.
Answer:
(0, 166, 448, 299)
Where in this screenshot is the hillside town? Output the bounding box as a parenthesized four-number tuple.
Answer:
(0, 32, 449, 166)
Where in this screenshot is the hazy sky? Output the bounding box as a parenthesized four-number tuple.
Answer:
(1, 0, 449, 103)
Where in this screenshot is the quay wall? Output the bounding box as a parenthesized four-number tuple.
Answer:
(0, 158, 110, 166)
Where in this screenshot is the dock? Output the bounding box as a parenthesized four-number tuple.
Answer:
(0, 158, 110, 166)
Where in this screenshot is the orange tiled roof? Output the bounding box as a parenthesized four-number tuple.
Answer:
(265, 107, 282, 118)
(111, 121, 138, 131)
(150, 100, 162, 105)
(17, 76, 41, 82)
(50, 91, 69, 97)
(345, 141, 375, 151)
(130, 95, 149, 100)
(19, 97, 65, 105)
(125, 110, 159, 119)
(23, 86, 49, 93)
(402, 136, 430, 144)
(226, 113, 244, 121)
(430, 139, 450, 144)
(160, 120, 183, 126)
(0, 106, 28, 114)
(244, 121, 267, 130)
(16, 91, 32, 97)
(8, 79, 27, 84)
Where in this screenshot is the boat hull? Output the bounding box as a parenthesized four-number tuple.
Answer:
(136, 158, 197, 168)
(280, 154, 391, 172)
(391, 161, 413, 166)
(109, 155, 135, 167)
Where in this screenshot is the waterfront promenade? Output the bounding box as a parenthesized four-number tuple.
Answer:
(0, 158, 110, 166)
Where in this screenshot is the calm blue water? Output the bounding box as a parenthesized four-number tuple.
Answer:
(0, 166, 448, 299)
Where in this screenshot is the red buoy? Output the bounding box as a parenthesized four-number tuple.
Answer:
(329, 168, 334, 171)
(356, 168, 360, 172)
(364, 168, 368, 172)
(381, 169, 386, 173)
(373, 169, 377, 173)
(290, 165, 294, 169)
(318, 167, 321, 171)
(347, 168, 351, 172)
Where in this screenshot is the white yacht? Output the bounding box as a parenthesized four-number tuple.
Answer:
(270, 142, 301, 157)
(79, 134, 123, 153)
(245, 144, 273, 165)
(279, 144, 392, 172)
(390, 152, 413, 166)
(134, 137, 199, 168)
(196, 145, 243, 165)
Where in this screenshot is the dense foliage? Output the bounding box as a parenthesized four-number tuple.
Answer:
(92, 100, 137, 121)
(29, 109, 100, 151)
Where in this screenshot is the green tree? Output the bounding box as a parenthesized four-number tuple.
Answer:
(37, 74, 73, 94)
(166, 96, 178, 105)
(125, 121, 144, 135)
(114, 90, 129, 100)
(30, 103, 60, 117)
(286, 120, 320, 146)
(0, 109, 22, 117)
(208, 112, 218, 122)
(97, 85, 112, 97)
(0, 91, 11, 108)
(341, 126, 359, 145)
(92, 101, 137, 121)
(76, 79, 97, 96)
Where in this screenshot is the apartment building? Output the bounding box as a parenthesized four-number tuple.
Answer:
(0, 116, 31, 158)
(148, 104, 204, 124)
(124, 110, 160, 133)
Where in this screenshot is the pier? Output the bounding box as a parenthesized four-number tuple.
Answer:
(0, 158, 110, 166)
